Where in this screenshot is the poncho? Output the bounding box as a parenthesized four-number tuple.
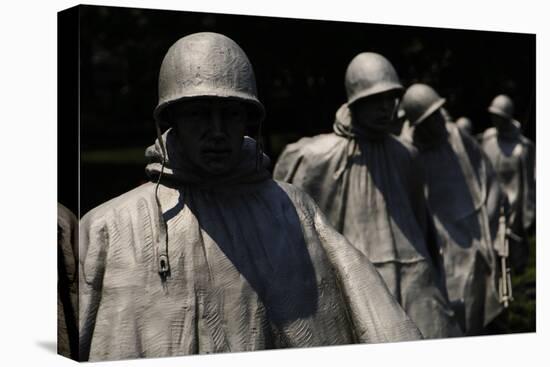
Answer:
(58, 203, 79, 359)
(479, 124, 535, 268)
(273, 104, 462, 339)
(407, 123, 503, 334)
(79, 130, 421, 362)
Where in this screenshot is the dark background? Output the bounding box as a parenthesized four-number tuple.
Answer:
(75, 4, 536, 216)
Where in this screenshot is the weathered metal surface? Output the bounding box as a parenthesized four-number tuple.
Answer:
(78, 34, 425, 362)
(407, 110, 504, 333)
(345, 52, 403, 106)
(154, 32, 265, 126)
(480, 115, 535, 269)
(79, 131, 422, 361)
(488, 94, 515, 120)
(274, 102, 462, 339)
(58, 203, 79, 359)
(456, 117, 473, 136)
(401, 83, 446, 126)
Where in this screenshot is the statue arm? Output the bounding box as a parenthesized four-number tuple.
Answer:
(305, 192, 423, 342)
(78, 212, 108, 361)
(273, 143, 304, 183)
(522, 141, 536, 231)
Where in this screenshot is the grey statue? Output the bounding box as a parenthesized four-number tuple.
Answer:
(389, 107, 407, 136)
(79, 33, 421, 362)
(456, 116, 473, 136)
(274, 53, 462, 339)
(401, 84, 503, 334)
(58, 203, 79, 359)
(479, 94, 535, 271)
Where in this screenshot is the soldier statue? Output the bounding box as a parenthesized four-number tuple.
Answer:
(274, 53, 462, 339)
(479, 94, 535, 271)
(79, 33, 421, 361)
(401, 83, 504, 334)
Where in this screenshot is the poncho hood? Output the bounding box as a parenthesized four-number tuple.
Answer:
(488, 119, 523, 140)
(145, 129, 271, 189)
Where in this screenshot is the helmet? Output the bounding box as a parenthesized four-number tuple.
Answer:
(345, 52, 403, 106)
(456, 117, 472, 134)
(154, 32, 265, 126)
(488, 94, 514, 120)
(397, 108, 406, 121)
(401, 83, 446, 126)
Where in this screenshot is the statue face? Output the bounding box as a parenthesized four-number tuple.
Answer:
(412, 109, 447, 146)
(350, 90, 400, 133)
(490, 113, 511, 131)
(169, 99, 248, 176)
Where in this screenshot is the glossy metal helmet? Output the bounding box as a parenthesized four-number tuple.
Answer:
(345, 52, 403, 106)
(488, 94, 514, 120)
(154, 32, 265, 126)
(401, 83, 446, 126)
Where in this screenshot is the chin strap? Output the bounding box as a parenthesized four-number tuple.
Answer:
(255, 119, 264, 172)
(154, 120, 171, 282)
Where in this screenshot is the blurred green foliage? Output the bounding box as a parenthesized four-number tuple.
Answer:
(81, 148, 146, 165)
(507, 234, 536, 332)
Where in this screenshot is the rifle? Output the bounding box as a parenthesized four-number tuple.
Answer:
(497, 205, 514, 308)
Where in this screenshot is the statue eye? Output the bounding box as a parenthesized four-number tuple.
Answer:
(186, 107, 207, 119)
(224, 106, 246, 120)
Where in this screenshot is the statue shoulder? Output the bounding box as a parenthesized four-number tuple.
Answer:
(480, 127, 498, 141)
(387, 134, 420, 162)
(81, 182, 157, 226)
(282, 133, 345, 158)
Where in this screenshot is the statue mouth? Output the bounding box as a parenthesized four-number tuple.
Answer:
(202, 147, 232, 160)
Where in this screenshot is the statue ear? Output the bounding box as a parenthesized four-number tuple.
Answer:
(163, 107, 173, 126)
(245, 104, 262, 126)
(161, 106, 180, 134)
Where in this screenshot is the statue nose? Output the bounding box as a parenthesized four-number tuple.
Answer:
(210, 109, 224, 136)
